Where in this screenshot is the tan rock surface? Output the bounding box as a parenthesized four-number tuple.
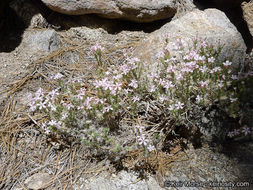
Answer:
(41, 0, 180, 22)
(242, 0, 253, 37)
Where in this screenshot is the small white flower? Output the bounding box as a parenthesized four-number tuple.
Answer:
(208, 57, 215, 63)
(196, 95, 202, 103)
(132, 96, 140, 103)
(175, 102, 184, 110)
(156, 51, 165, 59)
(90, 43, 104, 52)
(223, 60, 232, 66)
(136, 125, 145, 132)
(102, 105, 113, 113)
(129, 79, 138, 89)
(149, 84, 156, 93)
(37, 101, 46, 110)
(217, 82, 224, 88)
(230, 97, 237, 102)
(137, 134, 149, 146)
(53, 73, 63, 80)
(147, 144, 155, 152)
(29, 102, 37, 112)
(231, 75, 238, 80)
(168, 104, 175, 111)
(48, 120, 57, 126)
(212, 67, 222, 73)
(61, 112, 68, 120)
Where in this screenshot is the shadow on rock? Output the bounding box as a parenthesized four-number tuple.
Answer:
(0, 0, 25, 52)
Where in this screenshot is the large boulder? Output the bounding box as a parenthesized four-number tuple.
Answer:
(134, 8, 247, 74)
(242, 0, 253, 37)
(40, 0, 191, 22)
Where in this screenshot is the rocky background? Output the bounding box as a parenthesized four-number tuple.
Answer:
(0, 0, 253, 189)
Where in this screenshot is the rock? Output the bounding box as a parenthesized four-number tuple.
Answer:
(134, 8, 246, 76)
(67, 27, 108, 41)
(28, 29, 61, 52)
(82, 171, 163, 190)
(10, 0, 118, 32)
(40, 0, 180, 22)
(24, 173, 51, 190)
(242, 0, 253, 37)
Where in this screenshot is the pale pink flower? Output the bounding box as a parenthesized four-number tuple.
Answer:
(119, 64, 131, 75)
(223, 60, 232, 66)
(37, 101, 46, 110)
(166, 65, 176, 73)
(242, 126, 251, 135)
(175, 102, 184, 110)
(61, 112, 68, 120)
(90, 43, 104, 52)
(35, 88, 44, 100)
(200, 65, 208, 73)
(129, 79, 138, 89)
(48, 102, 56, 111)
(212, 67, 222, 73)
(230, 97, 237, 103)
(199, 81, 209, 87)
(196, 95, 202, 103)
(171, 41, 180, 50)
(102, 105, 113, 113)
(48, 89, 59, 100)
(48, 120, 57, 126)
(76, 88, 86, 100)
(194, 54, 205, 61)
(29, 102, 37, 112)
(65, 103, 74, 110)
(227, 131, 234, 138)
(148, 84, 156, 93)
(83, 97, 93, 109)
(128, 57, 140, 65)
(233, 129, 240, 135)
(53, 73, 63, 80)
(132, 95, 140, 103)
(245, 71, 253, 77)
(156, 51, 165, 59)
(147, 144, 155, 152)
(163, 81, 174, 89)
(175, 73, 183, 81)
(208, 57, 215, 63)
(113, 74, 123, 80)
(94, 98, 105, 104)
(137, 134, 149, 146)
(136, 125, 145, 132)
(159, 95, 167, 103)
(168, 104, 175, 111)
(217, 82, 224, 88)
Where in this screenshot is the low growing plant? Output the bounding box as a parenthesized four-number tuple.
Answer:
(28, 38, 252, 156)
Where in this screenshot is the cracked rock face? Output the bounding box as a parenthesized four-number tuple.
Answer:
(40, 0, 179, 22)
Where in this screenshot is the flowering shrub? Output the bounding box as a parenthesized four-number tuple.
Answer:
(28, 38, 252, 155)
